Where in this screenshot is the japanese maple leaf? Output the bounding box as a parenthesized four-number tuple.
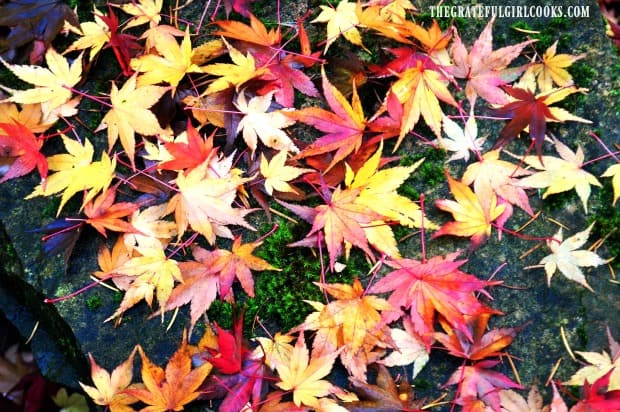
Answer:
(601, 163, 620, 206)
(105, 243, 182, 322)
(288, 68, 366, 172)
(492, 86, 591, 157)
(298, 278, 393, 379)
(98, 74, 167, 167)
(118, 0, 163, 29)
(213, 15, 320, 107)
(1, 47, 83, 117)
(157, 247, 219, 332)
(312, 0, 364, 52)
(125, 335, 212, 412)
(536, 223, 610, 291)
(347, 364, 424, 412)
(168, 157, 255, 244)
(64, 7, 111, 60)
(123, 203, 177, 252)
(234, 90, 297, 154)
(368, 252, 501, 348)
(79, 348, 138, 412)
(0, 122, 47, 184)
(210, 235, 280, 299)
(344, 141, 437, 257)
(564, 327, 620, 391)
(434, 313, 516, 362)
(130, 30, 202, 90)
(571, 370, 620, 412)
(516, 138, 601, 213)
(83, 188, 138, 237)
(197, 315, 270, 411)
(275, 333, 341, 409)
(26, 135, 116, 215)
(202, 40, 262, 95)
(157, 121, 216, 172)
(444, 360, 523, 412)
(98, 8, 142, 76)
(449, 17, 534, 106)
(519, 40, 585, 93)
(285, 185, 382, 270)
(494, 385, 546, 412)
(0, 102, 56, 133)
(260, 151, 312, 195)
(439, 114, 485, 163)
(388, 58, 458, 148)
(433, 171, 507, 251)
(462, 149, 534, 217)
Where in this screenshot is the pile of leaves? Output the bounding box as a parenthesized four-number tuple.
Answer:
(1, 0, 619, 410)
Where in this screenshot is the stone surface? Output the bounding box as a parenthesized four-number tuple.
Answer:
(0, 0, 618, 410)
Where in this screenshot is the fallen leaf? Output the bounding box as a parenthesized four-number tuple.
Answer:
(98, 74, 167, 166)
(538, 223, 610, 291)
(0, 121, 47, 184)
(79, 348, 138, 412)
(26, 135, 116, 215)
(125, 335, 212, 411)
(516, 138, 600, 213)
(1, 47, 83, 117)
(433, 171, 506, 251)
(260, 151, 312, 195)
(449, 17, 534, 106)
(312, 0, 364, 52)
(275, 333, 341, 409)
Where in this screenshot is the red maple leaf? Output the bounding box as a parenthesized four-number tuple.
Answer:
(368, 252, 501, 348)
(288, 68, 366, 172)
(571, 370, 620, 412)
(0, 122, 48, 184)
(444, 360, 523, 412)
(99, 7, 141, 76)
(158, 121, 216, 172)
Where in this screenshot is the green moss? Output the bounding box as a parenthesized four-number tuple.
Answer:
(41, 198, 62, 220)
(85, 294, 103, 311)
(541, 190, 576, 213)
(511, 18, 571, 51)
(398, 146, 447, 200)
(589, 182, 620, 259)
(113, 291, 124, 303)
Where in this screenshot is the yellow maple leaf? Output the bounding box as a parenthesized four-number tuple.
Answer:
(201, 40, 261, 95)
(517, 138, 601, 213)
(0, 102, 55, 133)
(389, 60, 458, 149)
(312, 0, 365, 52)
(26, 135, 116, 215)
(98, 74, 167, 166)
(564, 328, 620, 391)
(123, 203, 177, 252)
(1, 48, 83, 117)
(131, 30, 202, 90)
(119, 0, 162, 28)
(235, 90, 297, 154)
(260, 151, 312, 195)
(537, 223, 610, 291)
(79, 348, 138, 412)
(169, 158, 255, 244)
(601, 163, 620, 205)
(254, 332, 295, 370)
(275, 333, 341, 409)
(521, 41, 586, 93)
(64, 8, 110, 60)
(105, 243, 182, 322)
(433, 171, 506, 251)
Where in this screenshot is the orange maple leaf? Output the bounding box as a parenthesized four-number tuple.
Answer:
(83, 188, 139, 237)
(298, 278, 393, 380)
(432, 171, 506, 251)
(125, 335, 212, 412)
